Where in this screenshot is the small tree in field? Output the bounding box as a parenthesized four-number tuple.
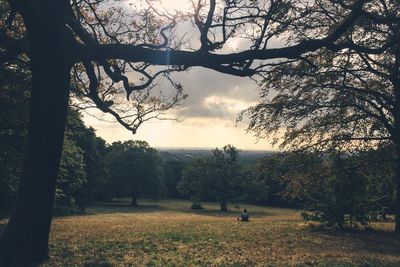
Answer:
(211, 145, 242, 211)
(244, 154, 287, 206)
(178, 145, 242, 211)
(163, 161, 186, 199)
(105, 140, 164, 206)
(177, 158, 213, 209)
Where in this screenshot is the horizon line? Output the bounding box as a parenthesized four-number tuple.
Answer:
(155, 146, 278, 152)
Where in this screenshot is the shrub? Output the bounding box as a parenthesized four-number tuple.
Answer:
(190, 202, 203, 210)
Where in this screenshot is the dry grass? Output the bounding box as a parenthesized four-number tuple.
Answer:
(1, 199, 400, 266)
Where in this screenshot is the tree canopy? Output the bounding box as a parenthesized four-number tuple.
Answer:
(239, 0, 400, 230)
(2, 0, 370, 133)
(105, 140, 164, 206)
(243, 0, 399, 150)
(178, 145, 243, 211)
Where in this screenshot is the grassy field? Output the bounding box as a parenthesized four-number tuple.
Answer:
(1, 199, 400, 266)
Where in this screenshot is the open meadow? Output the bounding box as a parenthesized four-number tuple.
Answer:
(1, 199, 400, 266)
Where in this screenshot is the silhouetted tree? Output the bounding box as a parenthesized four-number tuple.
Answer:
(0, 49, 30, 216)
(54, 133, 86, 214)
(241, 0, 400, 231)
(211, 145, 241, 211)
(65, 110, 109, 208)
(279, 151, 395, 228)
(177, 157, 214, 207)
(178, 145, 242, 211)
(163, 161, 186, 199)
(105, 141, 164, 206)
(243, 154, 288, 206)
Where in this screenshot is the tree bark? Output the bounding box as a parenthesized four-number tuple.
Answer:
(395, 143, 400, 233)
(393, 45, 400, 233)
(131, 193, 138, 207)
(0, 1, 71, 266)
(220, 201, 227, 212)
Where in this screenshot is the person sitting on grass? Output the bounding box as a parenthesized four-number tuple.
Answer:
(238, 208, 250, 222)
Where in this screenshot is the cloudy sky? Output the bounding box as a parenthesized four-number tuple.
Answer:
(82, 0, 279, 151)
(83, 68, 276, 150)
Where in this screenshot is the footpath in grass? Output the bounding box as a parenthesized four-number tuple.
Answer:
(1, 199, 400, 266)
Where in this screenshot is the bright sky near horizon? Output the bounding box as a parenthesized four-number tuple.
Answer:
(82, 0, 278, 151)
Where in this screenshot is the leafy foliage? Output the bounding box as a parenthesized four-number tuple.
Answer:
(0, 67, 108, 214)
(0, 59, 30, 216)
(190, 202, 203, 210)
(210, 145, 242, 211)
(242, 0, 398, 152)
(177, 157, 214, 203)
(163, 161, 186, 199)
(104, 140, 165, 205)
(64, 110, 109, 208)
(55, 135, 86, 214)
(1, 0, 389, 263)
(280, 151, 395, 228)
(178, 145, 244, 211)
(238, 0, 400, 230)
(243, 154, 287, 206)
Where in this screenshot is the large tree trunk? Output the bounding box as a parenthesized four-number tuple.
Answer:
(0, 1, 71, 266)
(131, 193, 138, 207)
(220, 201, 227, 212)
(393, 47, 400, 233)
(395, 143, 400, 233)
(220, 173, 228, 212)
(394, 46, 400, 234)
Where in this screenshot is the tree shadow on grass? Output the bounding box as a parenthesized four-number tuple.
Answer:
(306, 225, 400, 257)
(86, 202, 167, 215)
(180, 209, 277, 218)
(77, 199, 294, 220)
(84, 259, 114, 267)
(89, 200, 278, 218)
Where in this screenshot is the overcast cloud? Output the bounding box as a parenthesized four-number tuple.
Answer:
(170, 68, 259, 121)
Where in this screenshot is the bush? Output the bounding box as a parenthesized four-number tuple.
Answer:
(190, 202, 203, 210)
